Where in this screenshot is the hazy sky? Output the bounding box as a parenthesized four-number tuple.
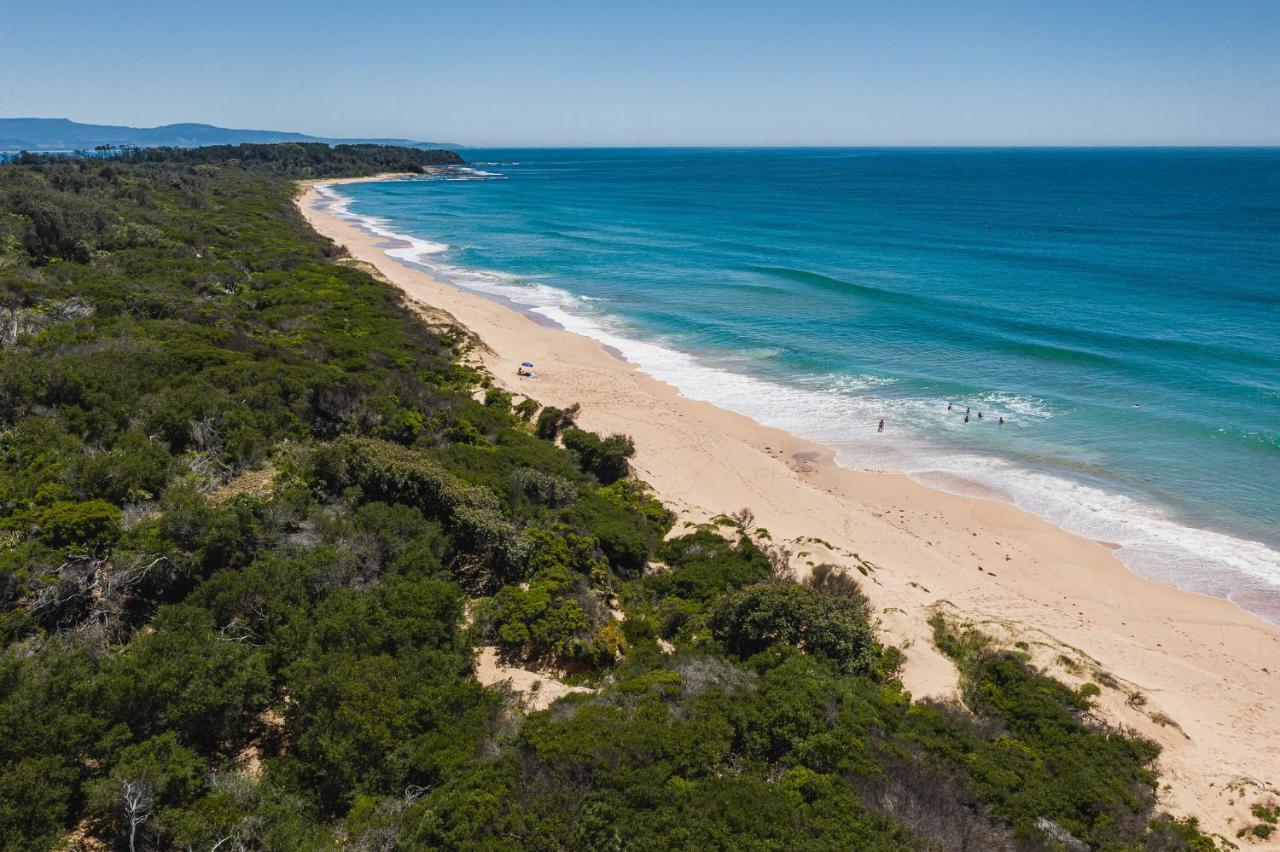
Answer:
(3, 0, 1278, 146)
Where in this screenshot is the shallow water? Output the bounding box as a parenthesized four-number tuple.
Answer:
(326, 148, 1280, 621)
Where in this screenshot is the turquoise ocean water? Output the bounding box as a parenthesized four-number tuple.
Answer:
(321, 149, 1280, 620)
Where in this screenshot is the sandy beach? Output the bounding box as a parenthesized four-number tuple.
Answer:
(299, 176, 1280, 840)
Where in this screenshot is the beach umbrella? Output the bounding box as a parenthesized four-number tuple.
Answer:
(521, 361, 534, 367)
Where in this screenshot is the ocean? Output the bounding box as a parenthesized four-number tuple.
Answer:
(321, 148, 1280, 621)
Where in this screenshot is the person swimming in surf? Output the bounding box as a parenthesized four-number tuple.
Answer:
(964, 413, 970, 423)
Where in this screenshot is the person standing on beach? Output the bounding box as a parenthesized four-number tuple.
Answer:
(877, 418, 885, 433)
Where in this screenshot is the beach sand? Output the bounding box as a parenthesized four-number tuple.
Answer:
(299, 176, 1280, 840)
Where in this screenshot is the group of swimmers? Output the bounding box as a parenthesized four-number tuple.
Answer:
(948, 402, 1004, 425)
(877, 404, 1005, 433)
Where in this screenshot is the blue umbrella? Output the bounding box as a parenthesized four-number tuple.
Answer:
(521, 361, 534, 368)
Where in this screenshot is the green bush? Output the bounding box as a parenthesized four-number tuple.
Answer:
(599, 478, 675, 533)
(510, 466, 576, 508)
(584, 508, 651, 577)
(37, 498, 123, 549)
(0, 756, 79, 852)
(534, 403, 580, 440)
(649, 530, 772, 604)
(479, 567, 594, 662)
(561, 427, 635, 484)
(330, 438, 529, 585)
(69, 428, 173, 503)
(281, 577, 495, 812)
(104, 605, 270, 754)
(710, 581, 880, 675)
(283, 648, 497, 813)
(483, 386, 512, 411)
(476, 529, 618, 666)
(513, 397, 540, 421)
(922, 616, 1165, 847)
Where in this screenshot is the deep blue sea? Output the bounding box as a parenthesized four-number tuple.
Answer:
(323, 148, 1280, 619)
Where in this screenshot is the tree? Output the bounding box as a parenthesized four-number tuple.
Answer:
(87, 732, 206, 850)
(118, 777, 155, 852)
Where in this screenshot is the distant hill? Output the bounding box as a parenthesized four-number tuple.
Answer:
(0, 117, 461, 152)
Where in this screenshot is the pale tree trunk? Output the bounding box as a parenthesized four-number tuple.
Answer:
(119, 777, 154, 852)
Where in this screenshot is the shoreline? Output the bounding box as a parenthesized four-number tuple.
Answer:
(299, 176, 1280, 838)
(314, 178, 1280, 626)
(311, 175, 1279, 622)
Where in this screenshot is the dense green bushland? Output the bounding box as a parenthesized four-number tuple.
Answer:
(0, 147, 1214, 850)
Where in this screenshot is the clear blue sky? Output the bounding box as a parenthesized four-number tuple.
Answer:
(2, 0, 1277, 146)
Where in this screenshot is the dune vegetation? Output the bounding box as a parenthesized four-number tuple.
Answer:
(0, 145, 1217, 849)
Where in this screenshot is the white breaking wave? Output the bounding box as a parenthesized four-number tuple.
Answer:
(533, 305, 1280, 604)
(316, 182, 1280, 619)
(977, 391, 1055, 420)
(315, 183, 448, 261)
